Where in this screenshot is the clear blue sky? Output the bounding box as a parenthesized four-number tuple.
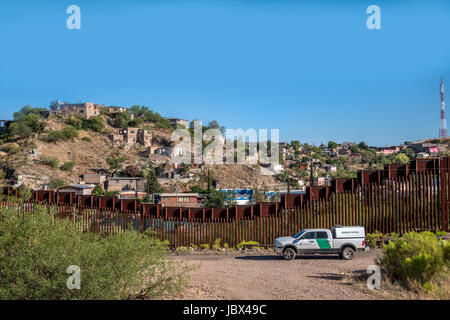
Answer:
(1, 0, 449, 146)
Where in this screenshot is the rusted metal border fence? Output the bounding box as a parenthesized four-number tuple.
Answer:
(1, 169, 447, 247)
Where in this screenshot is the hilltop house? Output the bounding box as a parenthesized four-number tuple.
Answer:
(57, 184, 95, 195)
(156, 193, 204, 208)
(51, 102, 104, 119)
(104, 106, 133, 119)
(374, 146, 401, 155)
(167, 118, 189, 128)
(408, 142, 447, 154)
(104, 177, 146, 193)
(109, 127, 152, 148)
(79, 172, 109, 185)
(323, 164, 337, 172)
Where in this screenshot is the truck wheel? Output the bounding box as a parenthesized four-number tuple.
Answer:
(283, 248, 296, 260)
(340, 247, 355, 260)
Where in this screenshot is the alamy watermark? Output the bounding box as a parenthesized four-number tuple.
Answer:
(366, 265, 381, 290)
(66, 5, 81, 30)
(170, 121, 280, 175)
(66, 265, 81, 290)
(366, 5, 381, 30)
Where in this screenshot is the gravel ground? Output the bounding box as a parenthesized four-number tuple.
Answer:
(171, 249, 383, 300)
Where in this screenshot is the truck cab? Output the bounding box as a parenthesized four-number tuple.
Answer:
(274, 226, 367, 260)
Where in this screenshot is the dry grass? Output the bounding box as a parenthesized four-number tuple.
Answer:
(343, 269, 450, 300)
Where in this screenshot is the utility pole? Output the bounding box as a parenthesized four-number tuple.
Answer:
(287, 176, 291, 194)
(440, 76, 447, 138)
(309, 161, 315, 187)
(175, 174, 179, 206)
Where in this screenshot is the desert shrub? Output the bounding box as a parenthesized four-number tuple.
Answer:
(236, 240, 259, 249)
(40, 155, 59, 168)
(60, 161, 76, 171)
(106, 156, 126, 170)
(377, 232, 449, 288)
(61, 126, 79, 140)
(212, 238, 222, 250)
(436, 231, 448, 237)
(365, 231, 384, 248)
(43, 126, 79, 142)
(49, 178, 66, 189)
(67, 115, 104, 132)
(199, 243, 210, 250)
(83, 116, 104, 132)
(0, 205, 190, 299)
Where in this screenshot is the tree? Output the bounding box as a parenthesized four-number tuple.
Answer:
(13, 105, 47, 121)
(393, 153, 409, 164)
(9, 113, 46, 138)
(125, 164, 141, 177)
(92, 185, 103, 196)
(358, 141, 369, 150)
(290, 140, 300, 150)
(208, 120, 219, 129)
(144, 165, 163, 196)
(252, 183, 270, 203)
(328, 141, 339, 149)
(403, 148, 415, 158)
(207, 120, 225, 134)
(349, 145, 359, 153)
(130, 105, 149, 118)
(203, 189, 236, 208)
(115, 111, 132, 128)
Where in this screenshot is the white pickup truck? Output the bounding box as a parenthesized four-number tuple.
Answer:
(274, 225, 368, 260)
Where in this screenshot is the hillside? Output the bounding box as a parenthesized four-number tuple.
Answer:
(0, 112, 279, 192)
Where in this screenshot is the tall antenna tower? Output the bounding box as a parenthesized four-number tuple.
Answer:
(439, 76, 447, 138)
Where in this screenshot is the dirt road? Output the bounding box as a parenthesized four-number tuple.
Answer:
(172, 249, 382, 300)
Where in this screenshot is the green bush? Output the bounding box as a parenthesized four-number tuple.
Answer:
(436, 231, 448, 237)
(92, 185, 103, 196)
(60, 161, 76, 171)
(212, 238, 222, 250)
(48, 178, 66, 189)
(43, 126, 79, 142)
(83, 116, 104, 132)
(377, 232, 449, 288)
(0, 205, 190, 299)
(40, 155, 59, 168)
(199, 243, 210, 250)
(236, 240, 259, 249)
(67, 115, 104, 132)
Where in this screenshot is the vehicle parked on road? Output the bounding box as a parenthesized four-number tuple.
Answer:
(274, 225, 368, 260)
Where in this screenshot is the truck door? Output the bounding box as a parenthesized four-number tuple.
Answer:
(295, 231, 318, 253)
(315, 231, 332, 253)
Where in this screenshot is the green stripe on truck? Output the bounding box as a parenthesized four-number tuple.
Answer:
(316, 239, 331, 249)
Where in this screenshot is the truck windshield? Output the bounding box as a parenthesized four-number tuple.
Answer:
(293, 230, 306, 238)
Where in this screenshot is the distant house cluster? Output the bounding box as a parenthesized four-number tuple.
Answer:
(109, 127, 152, 148)
(51, 102, 105, 119)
